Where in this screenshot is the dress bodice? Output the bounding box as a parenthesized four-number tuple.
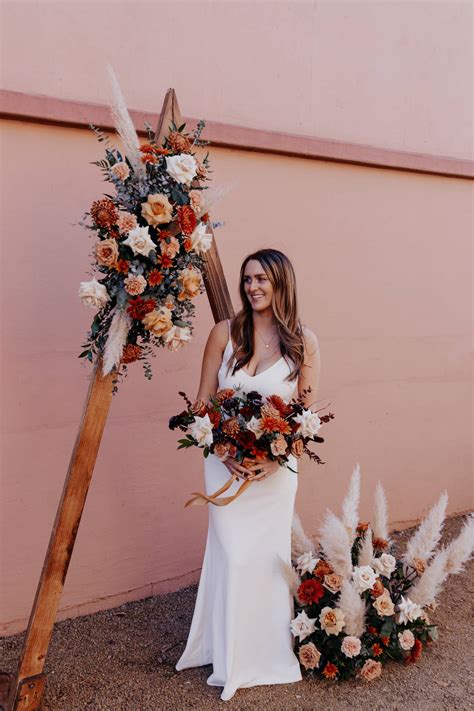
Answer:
(218, 335, 298, 403)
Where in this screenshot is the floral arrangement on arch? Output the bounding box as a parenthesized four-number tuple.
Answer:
(78, 68, 224, 383)
(287, 466, 473, 682)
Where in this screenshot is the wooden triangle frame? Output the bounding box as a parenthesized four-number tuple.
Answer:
(0, 89, 235, 711)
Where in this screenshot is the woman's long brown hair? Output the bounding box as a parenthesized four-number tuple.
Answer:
(226, 249, 305, 382)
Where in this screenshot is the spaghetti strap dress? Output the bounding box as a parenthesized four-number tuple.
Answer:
(175, 319, 302, 701)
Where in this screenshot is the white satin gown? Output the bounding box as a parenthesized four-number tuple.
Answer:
(175, 322, 303, 701)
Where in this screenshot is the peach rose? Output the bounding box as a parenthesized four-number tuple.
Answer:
(117, 212, 138, 234)
(94, 238, 119, 267)
(370, 578, 385, 598)
(111, 161, 130, 181)
(341, 635, 361, 658)
(319, 606, 345, 636)
(141, 306, 173, 337)
(398, 629, 415, 650)
(189, 190, 202, 212)
(360, 659, 382, 682)
(141, 193, 173, 227)
(177, 266, 202, 301)
(124, 274, 147, 296)
(323, 573, 343, 594)
(412, 557, 426, 576)
(298, 642, 321, 670)
(270, 434, 287, 456)
(161, 236, 180, 259)
(163, 325, 192, 351)
(373, 592, 395, 617)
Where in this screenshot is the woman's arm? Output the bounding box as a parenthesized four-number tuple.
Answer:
(297, 326, 321, 409)
(194, 320, 229, 403)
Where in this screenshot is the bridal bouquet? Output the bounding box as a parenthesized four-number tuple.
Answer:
(169, 386, 334, 506)
(289, 467, 474, 682)
(78, 69, 220, 382)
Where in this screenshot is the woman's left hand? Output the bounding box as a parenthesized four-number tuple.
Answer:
(245, 458, 280, 481)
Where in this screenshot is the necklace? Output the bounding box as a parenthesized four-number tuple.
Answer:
(255, 327, 278, 349)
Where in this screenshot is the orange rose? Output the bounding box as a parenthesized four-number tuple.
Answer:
(94, 238, 119, 267)
(177, 266, 202, 301)
(141, 193, 173, 227)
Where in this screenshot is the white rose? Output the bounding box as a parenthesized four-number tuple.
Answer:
(396, 596, 423, 625)
(189, 413, 214, 448)
(78, 279, 110, 309)
(123, 226, 156, 257)
(296, 551, 319, 575)
(373, 553, 397, 578)
(352, 565, 378, 593)
(290, 610, 317, 642)
(294, 409, 321, 438)
(247, 416, 263, 439)
(190, 221, 213, 255)
(165, 154, 198, 186)
(398, 629, 415, 650)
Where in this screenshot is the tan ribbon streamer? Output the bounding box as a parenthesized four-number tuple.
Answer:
(184, 473, 254, 508)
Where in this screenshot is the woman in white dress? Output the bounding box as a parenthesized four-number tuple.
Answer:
(175, 248, 320, 701)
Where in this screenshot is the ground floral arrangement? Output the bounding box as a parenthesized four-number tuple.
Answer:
(289, 466, 474, 682)
(169, 386, 334, 507)
(78, 68, 222, 384)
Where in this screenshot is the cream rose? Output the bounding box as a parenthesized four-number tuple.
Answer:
(141, 193, 173, 227)
(398, 629, 415, 650)
(323, 573, 344, 594)
(341, 635, 361, 658)
(165, 154, 198, 186)
(319, 606, 345, 636)
(189, 413, 214, 447)
(373, 553, 397, 578)
(94, 238, 119, 267)
(111, 161, 130, 181)
(290, 610, 317, 642)
(124, 274, 147, 296)
(397, 596, 422, 625)
(298, 642, 321, 670)
(373, 591, 395, 617)
(296, 551, 319, 576)
(78, 279, 110, 309)
(190, 222, 213, 255)
(163, 325, 192, 351)
(360, 659, 382, 681)
(352, 565, 378, 593)
(247, 416, 263, 440)
(294, 409, 321, 438)
(142, 307, 173, 337)
(123, 226, 156, 257)
(270, 434, 287, 457)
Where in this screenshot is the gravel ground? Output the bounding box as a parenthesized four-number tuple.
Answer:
(1, 516, 473, 711)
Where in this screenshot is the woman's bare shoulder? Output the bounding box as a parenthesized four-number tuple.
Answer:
(208, 319, 230, 349)
(301, 325, 320, 357)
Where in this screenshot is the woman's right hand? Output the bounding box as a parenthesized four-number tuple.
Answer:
(222, 456, 255, 481)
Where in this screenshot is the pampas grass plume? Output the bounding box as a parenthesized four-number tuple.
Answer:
(278, 557, 301, 597)
(373, 481, 389, 541)
(358, 525, 374, 567)
(291, 512, 316, 562)
(408, 548, 449, 606)
(319, 510, 352, 579)
(102, 308, 132, 375)
(337, 580, 366, 637)
(403, 491, 448, 566)
(341, 463, 361, 542)
(107, 64, 144, 177)
(444, 515, 474, 576)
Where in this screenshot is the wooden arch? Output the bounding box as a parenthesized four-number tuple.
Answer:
(0, 89, 234, 711)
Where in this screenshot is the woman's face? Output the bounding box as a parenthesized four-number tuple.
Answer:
(243, 259, 274, 313)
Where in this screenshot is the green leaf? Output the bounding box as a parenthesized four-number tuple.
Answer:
(78, 350, 91, 358)
(203, 447, 209, 458)
(427, 626, 439, 642)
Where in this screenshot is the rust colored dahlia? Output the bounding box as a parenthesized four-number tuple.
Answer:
(113, 259, 130, 274)
(126, 296, 156, 320)
(267, 394, 292, 416)
(148, 269, 164, 286)
(215, 388, 235, 403)
(121, 344, 142, 364)
(208, 411, 221, 428)
(297, 579, 324, 605)
(177, 205, 197, 236)
(373, 537, 389, 551)
(313, 560, 333, 579)
(90, 198, 118, 229)
(260, 415, 291, 435)
(222, 417, 240, 437)
(168, 131, 192, 153)
(157, 254, 174, 269)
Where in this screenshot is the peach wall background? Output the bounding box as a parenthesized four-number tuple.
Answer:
(1, 0, 472, 634)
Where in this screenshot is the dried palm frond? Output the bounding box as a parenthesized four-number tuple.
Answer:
(341, 463, 361, 543)
(291, 512, 316, 562)
(319, 510, 352, 579)
(106, 64, 145, 177)
(373, 482, 389, 541)
(102, 308, 131, 375)
(402, 491, 448, 566)
(337, 580, 366, 637)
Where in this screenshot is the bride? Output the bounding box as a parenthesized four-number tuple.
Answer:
(175, 248, 320, 701)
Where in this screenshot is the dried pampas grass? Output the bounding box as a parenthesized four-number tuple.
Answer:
(337, 580, 366, 637)
(444, 515, 474, 576)
(278, 557, 301, 597)
(107, 64, 145, 178)
(358, 525, 374, 567)
(291, 512, 316, 562)
(319, 510, 352, 579)
(341, 463, 361, 543)
(403, 491, 448, 567)
(373, 482, 389, 541)
(102, 308, 132, 375)
(408, 548, 449, 607)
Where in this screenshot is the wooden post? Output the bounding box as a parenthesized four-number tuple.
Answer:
(1, 89, 233, 711)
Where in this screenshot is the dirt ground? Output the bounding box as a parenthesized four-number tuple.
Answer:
(1, 516, 473, 711)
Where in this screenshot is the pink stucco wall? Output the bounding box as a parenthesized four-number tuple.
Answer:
(1, 1, 472, 634)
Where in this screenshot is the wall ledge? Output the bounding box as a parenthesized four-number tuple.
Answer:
(1, 89, 472, 179)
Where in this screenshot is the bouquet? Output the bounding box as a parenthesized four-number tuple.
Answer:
(78, 68, 222, 384)
(289, 467, 474, 682)
(169, 386, 334, 507)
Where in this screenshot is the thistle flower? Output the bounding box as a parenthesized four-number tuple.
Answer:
(341, 463, 361, 543)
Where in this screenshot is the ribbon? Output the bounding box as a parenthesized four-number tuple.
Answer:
(184, 473, 254, 508)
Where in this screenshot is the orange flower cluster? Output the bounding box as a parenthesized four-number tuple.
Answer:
(372, 643, 383, 657)
(373, 537, 389, 550)
(139, 143, 170, 164)
(121, 344, 142, 364)
(267, 394, 293, 416)
(177, 205, 198, 236)
(222, 417, 240, 437)
(90, 198, 118, 229)
(215, 389, 235, 404)
(167, 131, 193, 153)
(260, 415, 292, 435)
(148, 269, 164, 286)
(313, 560, 333, 579)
